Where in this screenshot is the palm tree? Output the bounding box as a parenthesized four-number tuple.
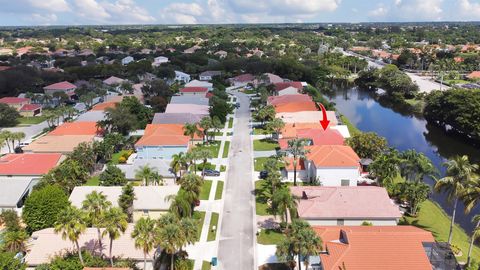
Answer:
(186, 148, 201, 174)
(435, 155, 479, 244)
(271, 188, 297, 228)
(166, 190, 193, 218)
(171, 152, 187, 180)
(54, 206, 87, 265)
(178, 173, 203, 205)
(265, 118, 285, 140)
(467, 215, 480, 267)
(151, 171, 164, 186)
(2, 229, 28, 253)
(131, 217, 157, 270)
(197, 149, 213, 179)
(460, 177, 480, 267)
(199, 117, 212, 143)
(0, 130, 13, 153)
(399, 150, 437, 182)
(103, 207, 128, 266)
(135, 165, 154, 186)
(183, 123, 201, 146)
(82, 191, 112, 257)
(286, 138, 310, 186)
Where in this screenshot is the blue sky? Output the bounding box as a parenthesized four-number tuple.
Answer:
(0, 0, 479, 26)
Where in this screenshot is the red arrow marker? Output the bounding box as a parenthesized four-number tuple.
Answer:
(318, 103, 330, 131)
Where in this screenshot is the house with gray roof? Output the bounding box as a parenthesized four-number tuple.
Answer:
(116, 158, 175, 181)
(0, 177, 39, 211)
(170, 95, 209, 106)
(199, 70, 222, 81)
(152, 112, 203, 125)
(75, 110, 106, 122)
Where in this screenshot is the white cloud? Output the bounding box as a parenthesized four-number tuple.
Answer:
(160, 3, 205, 24)
(393, 0, 443, 20)
(28, 0, 70, 12)
(74, 0, 110, 22)
(101, 0, 155, 23)
(227, 0, 340, 15)
(369, 6, 388, 17)
(458, 0, 480, 19)
(28, 13, 58, 25)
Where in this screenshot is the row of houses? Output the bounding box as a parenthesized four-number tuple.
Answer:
(256, 80, 456, 269)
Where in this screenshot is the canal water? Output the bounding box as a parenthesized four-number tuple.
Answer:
(327, 85, 480, 233)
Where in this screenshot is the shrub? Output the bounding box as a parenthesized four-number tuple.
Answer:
(99, 164, 128, 186)
(22, 185, 69, 232)
(118, 156, 127, 164)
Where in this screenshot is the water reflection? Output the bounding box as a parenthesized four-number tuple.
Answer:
(328, 86, 480, 233)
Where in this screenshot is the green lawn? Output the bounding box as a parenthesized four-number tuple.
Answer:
(222, 141, 230, 158)
(444, 79, 469, 85)
(193, 211, 206, 242)
(254, 157, 272, 172)
(243, 89, 257, 94)
(215, 181, 224, 200)
(254, 139, 279, 151)
(207, 212, 219, 241)
(84, 176, 100, 186)
(200, 180, 212, 200)
(401, 200, 480, 263)
(228, 117, 234, 129)
(196, 141, 221, 157)
(207, 131, 224, 137)
(201, 261, 211, 270)
(253, 127, 269, 135)
(17, 116, 48, 126)
(192, 162, 216, 172)
(257, 229, 286, 245)
(255, 180, 271, 216)
(339, 114, 361, 135)
(110, 150, 131, 164)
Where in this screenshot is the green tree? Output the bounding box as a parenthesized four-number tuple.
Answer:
(167, 190, 193, 218)
(398, 181, 430, 216)
(0, 251, 25, 270)
(135, 165, 156, 186)
(197, 149, 213, 179)
(346, 132, 387, 160)
(183, 123, 201, 146)
(460, 177, 480, 267)
(0, 209, 21, 232)
(104, 105, 137, 135)
(2, 229, 28, 253)
(254, 105, 276, 125)
(399, 150, 437, 182)
(265, 118, 285, 139)
(0, 103, 20, 127)
(286, 138, 310, 186)
(69, 142, 96, 173)
(271, 187, 297, 228)
(170, 152, 187, 180)
(103, 207, 128, 266)
(41, 159, 89, 193)
(100, 164, 127, 186)
(369, 149, 401, 188)
(435, 155, 479, 244)
(131, 217, 157, 270)
(54, 206, 87, 265)
(118, 183, 135, 221)
(82, 191, 112, 257)
(199, 117, 213, 142)
(22, 185, 69, 232)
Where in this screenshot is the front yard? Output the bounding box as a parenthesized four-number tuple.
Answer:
(257, 229, 286, 245)
(17, 116, 48, 126)
(215, 181, 224, 200)
(253, 139, 279, 151)
(193, 211, 206, 241)
(222, 141, 230, 158)
(253, 127, 269, 135)
(255, 180, 272, 216)
(196, 141, 221, 157)
(207, 212, 219, 241)
(200, 180, 212, 200)
(254, 157, 271, 172)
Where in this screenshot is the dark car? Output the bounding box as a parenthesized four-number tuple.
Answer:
(202, 169, 221, 176)
(259, 170, 268, 179)
(235, 102, 240, 108)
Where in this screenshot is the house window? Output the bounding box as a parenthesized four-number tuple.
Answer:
(341, 180, 350, 186)
(143, 210, 149, 215)
(337, 219, 344, 225)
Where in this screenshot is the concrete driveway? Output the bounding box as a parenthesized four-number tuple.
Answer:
(218, 91, 256, 269)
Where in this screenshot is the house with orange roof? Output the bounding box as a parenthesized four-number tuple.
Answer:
(467, 71, 480, 81)
(43, 81, 77, 97)
(135, 124, 201, 159)
(283, 145, 361, 185)
(278, 128, 344, 150)
(274, 81, 303, 92)
(48, 122, 102, 136)
(0, 153, 63, 177)
(290, 186, 401, 225)
(308, 226, 455, 270)
(0, 97, 42, 116)
(281, 123, 326, 138)
(276, 111, 337, 125)
(274, 101, 318, 113)
(267, 94, 312, 106)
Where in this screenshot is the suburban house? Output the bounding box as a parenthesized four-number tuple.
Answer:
(276, 111, 337, 125)
(179, 87, 209, 96)
(152, 56, 169, 67)
(175, 70, 191, 84)
(43, 81, 77, 97)
(103, 76, 125, 87)
(274, 81, 303, 92)
(261, 73, 284, 85)
(290, 186, 401, 225)
(165, 104, 209, 117)
(69, 185, 180, 221)
(278, 128, 344, 150)
(170, 95, 209, 106)
(184, 45, 201, 54)
(74, 110, 106, 122)
(0, 97, 42, 116)
(0, 153, 63, 177)
(116, 158, 175, 184)
(267, 94, 312, 106)
(0, 177, 40, 211)
(278, 86, 301, 96)
(229, 73, 255, 87)
(152, 113, 203, 125)
(185, 79, 213, 91)
(135, 124, 200, 159)
(25, 224, 155, 267)
(466, 71, 480, 80)
(121, 56, 134, 65)
(281, 123, 327, 138)
(199, 70, 222, 81)
(273, 100, 318, 113)
(214, 50, 227, 58)
(308, 226, 456, 270)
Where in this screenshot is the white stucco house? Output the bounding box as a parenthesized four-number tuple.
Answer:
(152, 56, 169, 67)
(175, 71, 191, 84)
(121, 56, 134, 65)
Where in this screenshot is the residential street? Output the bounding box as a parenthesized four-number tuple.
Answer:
(218, 91, 256, 269)
(0, 120, 50, 154)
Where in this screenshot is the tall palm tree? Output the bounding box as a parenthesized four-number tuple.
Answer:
(186, 149, 201, 174)
(171, 152, 187, 180)
(467, 215, 480, 267)
(460, 177, 480, 267)
(199, 117, 212, 143)
(82, 191, 112, 257)
(197, 149, 213, 179)
(183, 123, 201, 146)
(435, 155, 479, 244)
(286, 138, 310, 186)
(131, 217, 157, 270)
(178, 173, 203, 205)
(0, 130, 13, 153)
(166, 190, 193, 218)
(103, 207, 128, 266)
(135, 165, 154, 186)
(271, 188, 297, 228)
(54, 206, 87, 265)
(151, 171, 164, 186)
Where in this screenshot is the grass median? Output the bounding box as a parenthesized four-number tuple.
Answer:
(200, 180, 212, 200)
(207, 212, 219, 241)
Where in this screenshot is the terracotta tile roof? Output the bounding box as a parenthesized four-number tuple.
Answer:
(278, 128, 344, 149)
(274, 81, 303, 91)
(179, 87, 209, 93)
(135, 124, 198, 146)
(232, 73, 254, 82)
(306, 145, 360, 168)
(274, 101, 318, 113)
(284, 157, 306, 171)
(267, 94, 312, 106)
(19, 104, 42, 111)
(312, 226, 434, 270)
(23, 135, 95, 154)
(467, 71, 480, 79)
(103, 76, 125, 85)
(43, 81, 77, 90)
(48, 122, 101, 136)
(0, 97, 30, 104)
(0, 153, 62, 176)
(290, 186, 402, 220)
(276, 111, 337, 125)
(91, 101, 119, 111)
(281, 123, 325, 138)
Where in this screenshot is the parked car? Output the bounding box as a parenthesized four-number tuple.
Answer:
(235, 102, 240, 108)
(259, 170, 268, 179)
(202, 169, 220, 176)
